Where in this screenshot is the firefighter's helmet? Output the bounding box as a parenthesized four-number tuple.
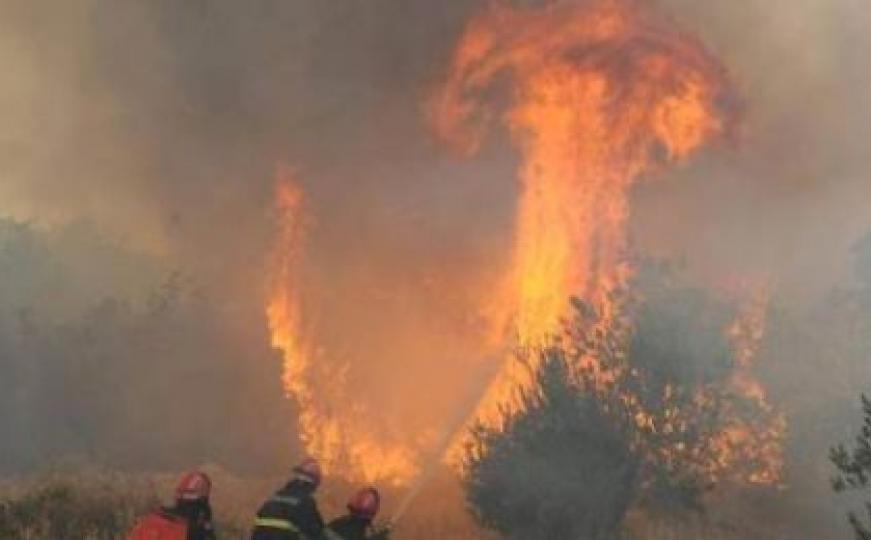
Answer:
(293, 458, 323, 486)
(175, 471, 212, 501)
(347, 487, 380, 521)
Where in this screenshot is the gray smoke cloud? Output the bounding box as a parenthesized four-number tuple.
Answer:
(1, 0, 870, 533)
(0, 0, 498, 295)
(636, 0, 871, 299)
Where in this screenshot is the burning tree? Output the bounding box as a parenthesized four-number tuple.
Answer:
(831, 396, 871, 540)
(265, 0, 785, 498)
(429, 0, 741, 451)
(463, 265, 782, 539)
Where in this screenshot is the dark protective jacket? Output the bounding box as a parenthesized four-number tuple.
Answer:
(325, 516, 390, 540)
(162, 499, 217, 540)
(251, 480, 325, 540)
(325, 515, 367, 540)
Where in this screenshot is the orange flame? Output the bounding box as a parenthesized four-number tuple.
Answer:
(266, 167, 419, 485)
(626, 288, 785, 487)
(431, 0, 733, 427)
(718, 289, 786, 484)
(266, 169, 307, 397)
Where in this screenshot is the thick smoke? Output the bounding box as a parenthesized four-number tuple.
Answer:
(636, 0, 871, 297)
(0, 0, 500, 290)
(0, 0, 870, 533)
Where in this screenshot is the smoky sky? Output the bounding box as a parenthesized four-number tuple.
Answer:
(0, 0, 868, 303)
(636, 0, 871, 299)
(0, 1, 498, 297)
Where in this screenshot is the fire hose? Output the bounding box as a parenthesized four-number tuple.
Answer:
(387, 347, 512, 528)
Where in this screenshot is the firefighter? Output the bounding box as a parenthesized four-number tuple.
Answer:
(128, 470, 216, 540)
(325, 487, 390, 540)
(251, 458, 326, 540)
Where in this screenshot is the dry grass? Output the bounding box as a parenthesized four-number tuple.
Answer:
(0, 468, 157, 539)
(0, 466, 796, 539)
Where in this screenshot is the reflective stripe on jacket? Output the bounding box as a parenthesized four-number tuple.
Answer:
(254, 517, 302, 532)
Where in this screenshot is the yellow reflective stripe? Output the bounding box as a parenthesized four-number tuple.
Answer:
(254, 517, 301, 532)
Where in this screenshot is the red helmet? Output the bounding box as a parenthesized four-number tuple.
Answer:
(175, 471, 211, 501)
(347, 487, 380, 521)
(293, 458, 322, 486)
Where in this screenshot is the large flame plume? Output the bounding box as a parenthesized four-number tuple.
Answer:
(431, 0, 735, 427)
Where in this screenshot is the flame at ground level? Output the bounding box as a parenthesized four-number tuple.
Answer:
(266, 168, 421, 484)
